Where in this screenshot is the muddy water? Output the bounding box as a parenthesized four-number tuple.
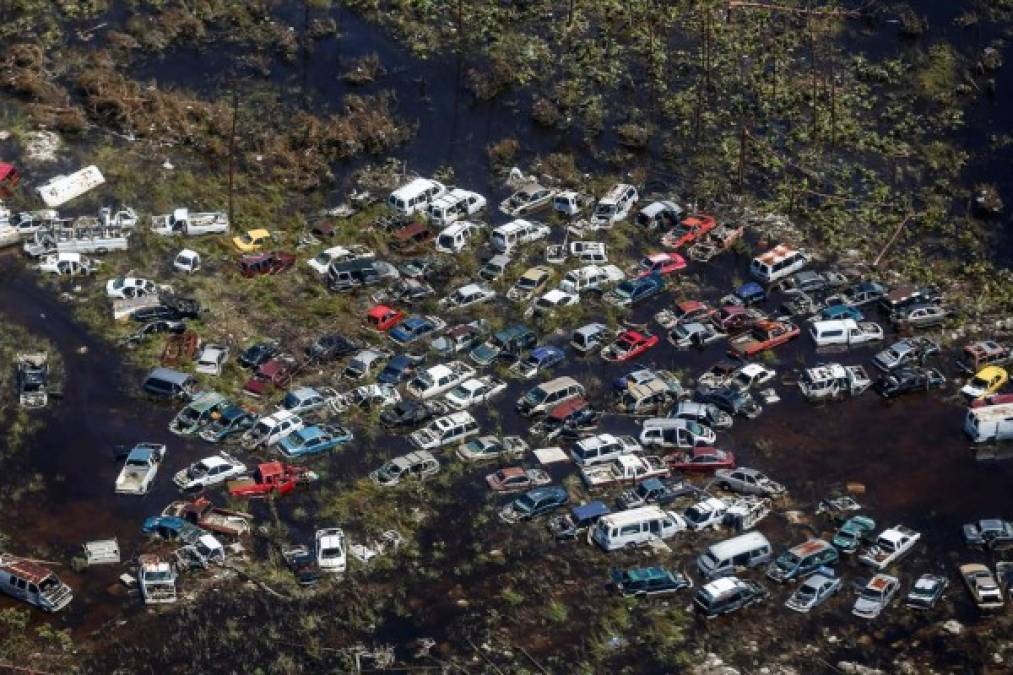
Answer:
(2, 1, 1013, 667)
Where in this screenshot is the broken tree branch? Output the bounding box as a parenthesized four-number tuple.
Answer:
(726, 1, 863, 18)
(873, 211, 924, 268)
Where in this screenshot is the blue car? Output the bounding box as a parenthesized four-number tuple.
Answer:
(142, 515, 205, 544)
(378, 354, 423, 385)
(605, 274, 665, 307)
(612, 367, 659, 392)
(819, 304, 864, 322)
(499, 485, 569, 523)
(278, 424, 353, 458)
(389, 316, 442, 345)
(735, 282, 766, 306)
(511, 345, 566, 378)
(199, 405, 257, 443)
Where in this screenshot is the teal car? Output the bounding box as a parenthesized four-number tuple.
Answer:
(278, 424, 353, 458)
(832, 515, 876, 554)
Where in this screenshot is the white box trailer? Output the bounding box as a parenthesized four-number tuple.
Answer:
(36, 165, 105, 207)
(965, 403, 1013, 443)
(24, 225, 130, 257)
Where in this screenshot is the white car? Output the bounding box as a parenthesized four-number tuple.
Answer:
(439, 283, 497, 310)
(315, 528, 347, 574)
(38, 251, 98, 276)
(729, 363, 776, 391)
(527, 288, 579, 316)
(443, 376, 508, 410)
(195, 344, 230, 376)
(241, 410, 304, 449)
(682, 497, 729, 531)
(172, 453, 248, 490)
(305, 245, 374, 275)
(106, 277, 159, 299)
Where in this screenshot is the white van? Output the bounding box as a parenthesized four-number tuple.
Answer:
(426, 188, 486, 226)
(558, 264, 625, 294)
(589, 505, 686, 551)
(435, 221, 485, 254)
(388, 178, 447, 216)
(590, 183, 639, 229)
(639, 418, 716, 448)
(964, 403, 1013, 443)
(516, 376, 585, 417)
(749, 244, 809, 284)
(571, 433, 642, 467)
(491, 219, 551, 254)
(809, 319, 885, 347)
(696, 531, 773, 580)
(410, 411, 480, 449)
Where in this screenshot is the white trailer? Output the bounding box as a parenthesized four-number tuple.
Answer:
(36, 165, 105, 207)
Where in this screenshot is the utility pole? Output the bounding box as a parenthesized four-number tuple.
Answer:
(228, 86, 238, 227)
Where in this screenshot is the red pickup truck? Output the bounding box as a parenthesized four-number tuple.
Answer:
(728, 320, 799, 358)
(661, 214, 717, 250)
(228, 461, 316, 497)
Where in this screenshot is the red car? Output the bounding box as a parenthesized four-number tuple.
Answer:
(485, 466, 552, 492)
(661, 214, 717, 250)
(228, 461, 315, 497)
(714, 305, 762, 333)
(601, 329, 659, 362)
(971, 392, 1013, 409)
(665, 447, 736, 473)
(242, 358, 294, 397)
(239, 251, 296, 277)
(673, 300, 716, 324)
(638, 252, 687, 278)
(367, 304, 406, 332)
(728, 320, 799, 358)
(0, 162, 21, 197)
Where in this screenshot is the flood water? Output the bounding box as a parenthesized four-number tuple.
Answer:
(2, 0, 1013, 671)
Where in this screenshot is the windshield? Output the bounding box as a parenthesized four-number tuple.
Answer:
(313, 252, 331, 265)
(699, 551, 719, 569)
(112, 278, 125, 289)
(517, 276, 540, 289)
(595, 203, 616, 217)
(514, 495, 536, 513)
(860, 587, 883, 601)
(524, 387, 547, 405)
(320, 547, 343, 558)
(794, 585, 815, 601)
(377, 462, 402, 480)
(776, 552, 801, 571)
(437, 235, 455, 249)
(449, 384, 468, 399)
(239, 233, 253, 244)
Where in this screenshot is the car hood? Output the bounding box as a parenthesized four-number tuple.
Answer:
(852, 597, 883, 616)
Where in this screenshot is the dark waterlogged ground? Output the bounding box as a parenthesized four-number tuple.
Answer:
(2, 0, 1013, 671)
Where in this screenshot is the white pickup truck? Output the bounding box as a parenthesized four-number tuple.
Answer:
(151, 208, 229, 236)
(580, 454, 669, 488)
(557, 264, 625, 295)
(115, 443, 166, 495)
(809, 319, 884, 348)
(859, 525, 921, 570)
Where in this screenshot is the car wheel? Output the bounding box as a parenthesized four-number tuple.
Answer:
(625, 542, 638, 551)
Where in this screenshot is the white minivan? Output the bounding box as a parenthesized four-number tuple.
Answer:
(426, 188, 486, 226)
(589, 505, 686, 551)
(490, 219, 551, 254)
(964, 403, 1013, 443)
(696, 531, 773, 580)
(590, 183, 639, 229)
(749, 244, 809, 284)
(388, 177, 447, 216)
(435, 221, 485, 254)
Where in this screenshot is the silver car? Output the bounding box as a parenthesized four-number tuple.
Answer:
(714, 467, 786, 497)
(852, 573, 900, 619)
(785, 572, 842, 613)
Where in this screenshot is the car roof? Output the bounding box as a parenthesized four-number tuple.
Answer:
(572, 500, 609, 519)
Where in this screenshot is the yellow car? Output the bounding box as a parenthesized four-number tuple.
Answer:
(232, 228, 271, 253)
(960, 366, 1008, 400)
